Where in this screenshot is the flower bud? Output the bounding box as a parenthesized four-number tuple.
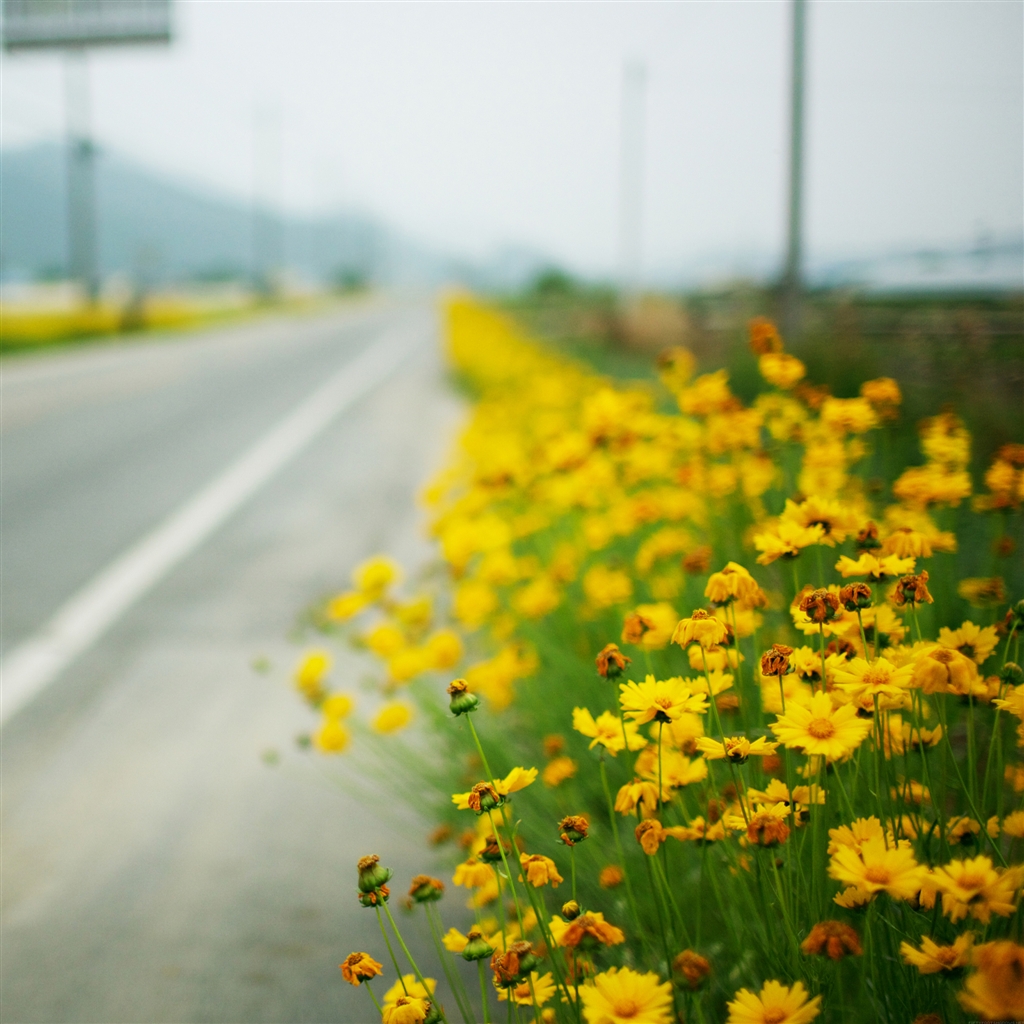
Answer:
(357, 885, 390, 907)
(357, 854, 393, 893)
(423, 1002, 444, 1024)
(447, 678, 480, 716)
(561, 900, 581, 920)
(558, 814, 589, 846)
(1001, 662, 1024, 687)
(467, 781, 503, 814)
(673, 950, 711, 990)
(461, 928, 495, 962)
(855, 522, 881, 551)
(479, 833, 513, 864)
(408, 874, 444, 903)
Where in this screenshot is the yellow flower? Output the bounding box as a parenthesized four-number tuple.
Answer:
(754, 519, 826, 565)
(820, 396, 878, 435)
(387, 646, 433, 683)
(382, 996, 428, 1024)
(294, 649, 331, 701)
(321, 692, 354, 719)
(548, 911, 625, 949)
(572, 706, 646, 754)
(622, 602, 679, 650)
(671, 609, 729, 649)
(542, 756, 577, 787)
(860, 376, 901, 410)
(780, 496, 860, 546)
(497, 972, 556, 1007)
(520, 852, 564, 888)
(957, 576, 1006, 607)
(828, 837, 926, 900)
(353, 556, 400, 599)
(619, 675, 708, 724)
(771, 691, 873, 759)
(425, 629, 463, 669)
(512, 576, 561, 618)
(827, 816, 885, 855)
(912, 646, 985, 696)
(1002, 810, 1024, 838)
(313, 719, 350, 753)
(583, 565, 634, 610)
(696, 735, 778, 763)
(365, 623, 406, 658)
(937, 621, 999, 665)
(832, 657, 913, 704)
(454, 579, 498, 628)
(835, 553, 916, 579)
(497, 766, 538, 795)
(383, 975, 436, 1006)
(326, 590, 368, 620)
(614, 778, 661, 818)
(452, 857, 496, 889)
(759, 352, 806, 390)
(373, 702, 413, 734)
(704, 562, 766, 607)
(899, 932, 973, 974)
(580, 966, 673, 1024)
(340, 951, 383, 985)
(931, 857, 1023, 923)
(636, 748, 708, 793)
(726, 979, 821, 1024)
(958, 940, 1024, 1020)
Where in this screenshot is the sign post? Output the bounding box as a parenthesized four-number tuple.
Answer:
(2, 0, 172, 301)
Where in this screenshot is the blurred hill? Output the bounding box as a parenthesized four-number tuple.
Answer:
(0, 143, 551, 291)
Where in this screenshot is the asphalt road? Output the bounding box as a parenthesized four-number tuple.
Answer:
(1, 298, 468, 1023)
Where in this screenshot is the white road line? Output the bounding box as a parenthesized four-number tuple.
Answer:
(1, 325, 419, 726)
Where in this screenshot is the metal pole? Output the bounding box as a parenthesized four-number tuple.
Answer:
(64, 48, 99, 302)
(781, 0, 806, 341)
(617, 60, 646, 308)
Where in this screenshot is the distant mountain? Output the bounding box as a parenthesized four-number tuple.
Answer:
(0, 142, 464, 288)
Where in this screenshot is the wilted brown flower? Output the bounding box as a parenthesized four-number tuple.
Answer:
(746, 808, 790, 847)
(559, 815, 589, 846)
(491, 941, 537, 986)
(599, 865, 624, 888)
(595, 643, 631, 679)
(893, 571, 934, 607)
(427, 824, 453, 846)
(467, 781, 502, 813)
(635, 818, 666, 855)
(622, 612, 657, 645)
(748, 317, 783, 355)
(760, 644, 794, 677)
(543, 734, 565, 759)
(799, 588, 841, 624)
(682, 545, 713, 575)
(856, 522, 881, 551)
(801, 920, 863, 960)
(673, 949, 711, 989)
(340, 951, 384, 985)
(839, 583, 872, 611)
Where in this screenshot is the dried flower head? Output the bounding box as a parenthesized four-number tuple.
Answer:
(761, 644, 795, 677)
(559, 814, 589, 846)
(749, 317, 784, 355)
(800, 921, 862, 961)
(340, 951, 384, 985)
(799, 588, 841, 624)
(674, 950, 712, 989)
(491, 941, 539, 986)
(839, 583, 872, 611)
(596, 643, 631, 679)
(622, 612, 657, 645)
(408, 875, 444, 903)
(856, 522, 881, 551)
(682, 545, 713, 574)
(893, 571, 934, 607)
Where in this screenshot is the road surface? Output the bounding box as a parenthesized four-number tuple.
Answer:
(1, 298, 468, 1023)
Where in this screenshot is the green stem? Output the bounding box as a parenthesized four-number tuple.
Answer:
(376, 907, 408, 995)
(425, 904, 474, 1024)
(365, 979, 384, 1018)
(381, 901, 449, 1023)
(478, 960, 491, 1024)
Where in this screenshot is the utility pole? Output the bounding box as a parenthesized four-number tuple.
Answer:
(64, 49, 99, 301)
(781, 0, 807, 342)
(617, 60, 646, 308)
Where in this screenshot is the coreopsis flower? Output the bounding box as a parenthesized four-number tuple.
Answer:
(860, 376, 901, 415)
(448, 927, 495, 961)
(572, 706, 646, 754)
(1002, 810, 1024, 838)
(596, 643, 631, 679)
(855, 521, 881, 551)
(696, 735, 778, 764)
(382, 996, 429, 1024)
(674, 950, 711, 990)
(781, 496, 861, 547)
(827, 816, 887, 855)
(614, 778, 661, 818)
(957, 576, 1006, 607)
(383, 976, 437, 1006)
(938, 621, 999, 665)
(838, 583, 872, 611)
(754, 520, 825, 565)
(798, 588, 841, 624)
(931, 857, 1023, 923)
(671, 609, 730, 649)
(579, 967, 673, 1024)
(635, 818, 667, 855)
(832, 657, 913, 704)
(561, 900, 581, 920)
(682, 545, 713, 574)
(549, 911, 625, 950)
(912, 647, 985, 696)
(452, 767, 538, 812)
(519, 852, 563, 888)
(772, 691, 872, 759)
(833, 886, 872, 910)
(835, 553, 916, 580)
(340, 951, 384, 985)
(408, 875, 444, 903)
(583, 565, 634, 609)
(820, 396, 878, 434)
(313, 718, 351, 753)
(759, 352, 806, 390)
(705, 562, 767, 607)
(618, 675, 708, 724)
(294, 649, 331, 702)
(748, 316, 783, 354)
(726, 979, 821, 1024)
(899, 933, 973, 974)
(326, 590, 368, 621)
(742, 803, 791, 847)
(357, 885, 390, 907)
(357, 854, 393, 893)
(491, 941, 540, 987)
(353, 556, 400, 600)
(800, 921, 862, 961)
(958, 941, 1024, 1020)
(622, 611, 658, 646)
(542, 756, 577, 787)
(479, 832, 514, 864)
(828, 837, 926, 900)
(373, 701, 413, 734)
(881, 527, 936, 559)
(452, 857, 496, 889)
(599, 865, 624, 888)
(892, 572, 934, 607)
(945, 816, 982, 847)
(447, 678, 480, 716)
(496, 971, 555, 1007)
(558, 814, 590, 845)
(670, 816, 726, 844)
(761, 644, 795, 678)
(637, 748, 708, 794)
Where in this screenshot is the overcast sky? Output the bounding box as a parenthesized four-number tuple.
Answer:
(2, 1, 1021, 278)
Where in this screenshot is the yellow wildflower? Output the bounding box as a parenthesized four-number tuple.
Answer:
(579, 967, 673, 1024)
(772, 691, 872, 759)
(726, 979, 821, 1024)
(572, 706, 646, 754)
(899, 932, 973, 974)
(619, 675, 708, 724)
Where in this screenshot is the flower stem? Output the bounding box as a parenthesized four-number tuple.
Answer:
(381, 901, 449, 1023)
(376, 906, 408, 995)
(478, 960, 491, 1024)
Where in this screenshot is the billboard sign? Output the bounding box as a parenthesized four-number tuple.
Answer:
(2, 0, 171, 50)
